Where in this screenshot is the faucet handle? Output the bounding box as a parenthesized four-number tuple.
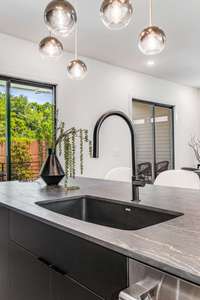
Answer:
(132, 176, 146, 187)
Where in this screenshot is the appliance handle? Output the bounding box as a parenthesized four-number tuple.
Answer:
(119, 276, 163, 300)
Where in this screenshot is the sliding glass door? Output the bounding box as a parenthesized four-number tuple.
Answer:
(132, 101, 154, 182)
(1, 77, 56, 181)
(132, 99, 174, 183)
(154, 106, 174, 175)
(0, 81, 7, 181)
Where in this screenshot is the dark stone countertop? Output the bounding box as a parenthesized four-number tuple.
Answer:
(0, 177, 200, 285)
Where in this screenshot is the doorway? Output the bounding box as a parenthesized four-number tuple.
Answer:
(132, 99, 174, 183)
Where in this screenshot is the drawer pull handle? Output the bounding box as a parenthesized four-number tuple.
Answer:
(50, 264, 67, 276)
(38, 258, 67, 276)
(38, 257, 52, 267)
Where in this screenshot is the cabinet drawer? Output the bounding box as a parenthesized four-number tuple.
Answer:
(10, 211, 128, 300)
(52, 269, 104, 300)
(8, 241, 50, 300)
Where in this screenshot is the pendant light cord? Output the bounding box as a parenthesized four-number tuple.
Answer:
(75, 24, 78, 60)
(149, 0, 152, 26)
(74, 0, 78, 60)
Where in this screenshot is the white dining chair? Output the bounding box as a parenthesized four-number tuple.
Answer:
(105, 167, 131, 182)
(154, 170, 200, 189)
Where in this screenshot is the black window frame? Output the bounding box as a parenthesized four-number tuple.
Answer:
(0, 75, 57, 181)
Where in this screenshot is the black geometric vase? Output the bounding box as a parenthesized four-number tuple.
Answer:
(40, 148, 65, 186)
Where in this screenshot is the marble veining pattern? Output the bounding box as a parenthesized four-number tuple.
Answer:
(0, 177, 200, 285)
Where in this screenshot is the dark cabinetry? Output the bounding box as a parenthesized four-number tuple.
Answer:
(0, 207, 128, 300)
(8, 241, 50, 300)
(0, 207, 9, 298)
(8, 241, 102, 300)
(10, 211, 128, 299)
(0, 206, 125, 300)
(51, 268, 103, 300)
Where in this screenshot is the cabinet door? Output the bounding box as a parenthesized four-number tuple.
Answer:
(8, 241, 50, 300)
(10, 211, 128, 299)
(52, 269, 104, 300)
(0, 207, 9, 298)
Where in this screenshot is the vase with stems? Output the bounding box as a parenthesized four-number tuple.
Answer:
(40, 118, 92, 188)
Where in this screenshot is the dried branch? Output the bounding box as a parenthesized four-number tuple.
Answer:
(189, 136, 200, 163)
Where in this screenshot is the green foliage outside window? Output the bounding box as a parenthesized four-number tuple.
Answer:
(0, 92, 54, 180)
(11, 140, 33, 181)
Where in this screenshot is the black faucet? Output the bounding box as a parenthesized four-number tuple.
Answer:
(93, 110, 145, 202)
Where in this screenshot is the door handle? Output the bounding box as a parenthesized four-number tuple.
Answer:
(119, 276, 164, 300)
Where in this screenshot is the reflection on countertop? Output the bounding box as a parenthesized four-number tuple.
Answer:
(0, 177, 200, 285)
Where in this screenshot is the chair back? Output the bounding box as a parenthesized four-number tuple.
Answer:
(155, 161, 169, 177)
(154, 170, 200, 189)
(137, 162, 152, 176)
(105, 167, 131, 182)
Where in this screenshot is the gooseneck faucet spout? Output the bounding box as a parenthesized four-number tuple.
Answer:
(93, 111, 145, 201)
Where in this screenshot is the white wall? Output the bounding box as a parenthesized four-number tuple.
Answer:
(0, 32, 199, 178)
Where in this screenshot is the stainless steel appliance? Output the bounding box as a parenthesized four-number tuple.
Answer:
(119, 260, 200, 300)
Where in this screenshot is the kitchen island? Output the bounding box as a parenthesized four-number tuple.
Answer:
(0, 177, 199, 299)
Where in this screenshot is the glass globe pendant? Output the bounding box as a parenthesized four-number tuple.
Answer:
(139, 26, 166, 55)
(67, 59, 87, 80)
(44, 0, 77, 37)
(39, 36, 63, 58)
(67, 25, 87, 80)
(138, 0, 166, 55)
(100, 0, 133, 30)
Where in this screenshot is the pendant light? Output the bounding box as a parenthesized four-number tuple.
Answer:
(67, 24, 87, 80)
(44, 0, 77, 37)
(39, 35, 63, 58)
(138, 0, 166, 55)
(100, 0, 133, 30)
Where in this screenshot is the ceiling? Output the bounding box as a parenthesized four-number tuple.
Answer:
(0, 0, 199, 88)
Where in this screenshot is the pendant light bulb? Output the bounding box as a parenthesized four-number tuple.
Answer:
(100, 0, 133, 30)
(44, 0, 77, 37)
(39, 36, 63, 58)
(67, 59, 87, 80)
(138, 0, 166, 55)
(67, 24, 87, 80)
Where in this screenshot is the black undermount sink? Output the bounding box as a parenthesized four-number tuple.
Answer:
(37, 196, 183, 231)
